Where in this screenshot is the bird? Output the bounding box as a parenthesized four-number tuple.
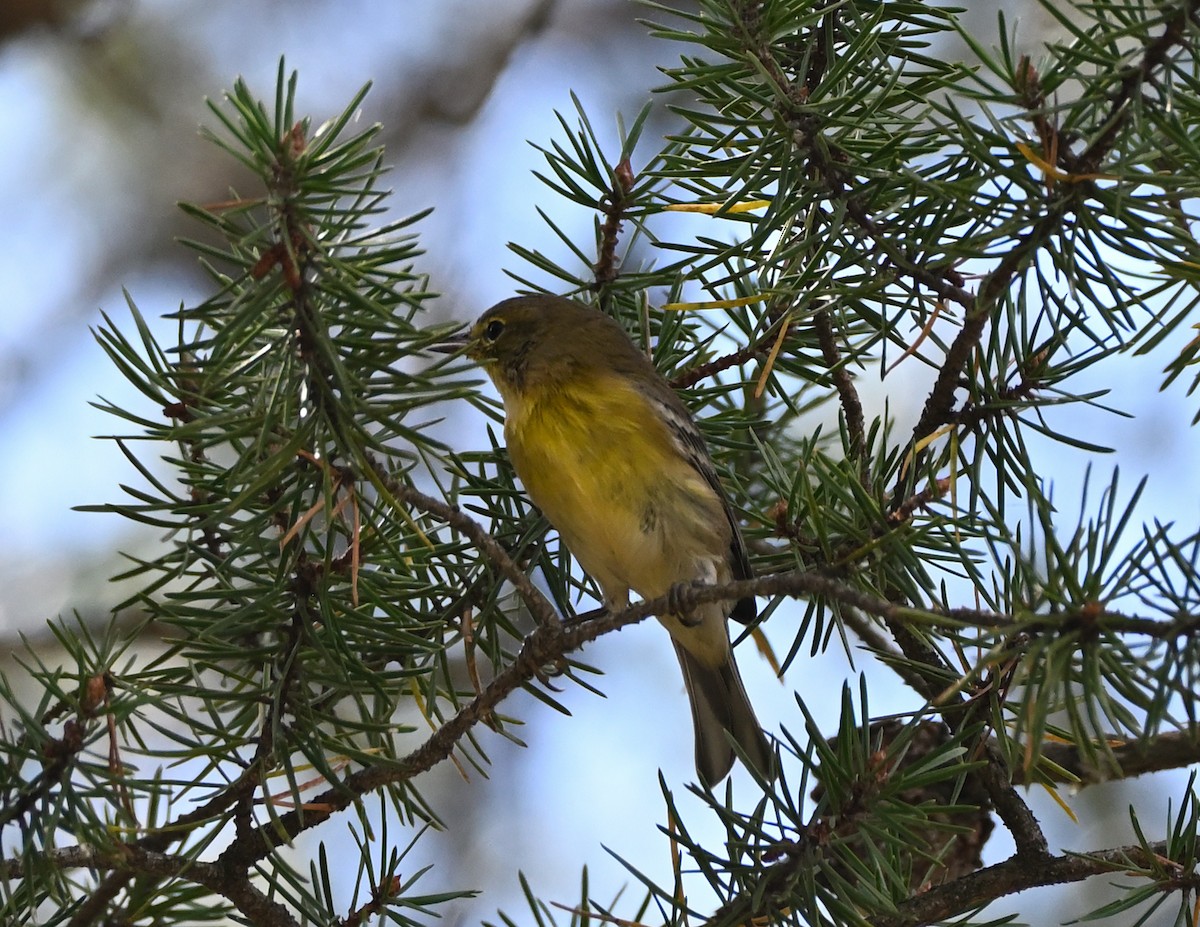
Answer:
(450, 294, 772, 785)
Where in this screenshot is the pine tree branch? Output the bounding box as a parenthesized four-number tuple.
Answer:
(813, 306, 865, 464)
(204, 572, 915, 871)
(726, 2, 975, 321)
(940, 603, 1200, 641)
(871, 841, 1175, 927)
(374, 465, 562, 631)
(195, 570, 1200, 870)
(6, 846, 299, 927)
(6, 569, 1199, 915)
(14, 6, 1200, 919)
(65, 872, 132, 927)
(730, 0, 1199, 504)
(898, 0, 1200, 492)
(594, 156, 634, 301)
(1076, 0, 1200, 175)
(0, 719, 85, 831)
(882, 619, 1049, 857)
(718, 1, 1200, 870)
(703, 839, 1171, 927)
(60, 760, 278, 924)
(1034, 730, 1200, 786)
(669, 317, 786, 391)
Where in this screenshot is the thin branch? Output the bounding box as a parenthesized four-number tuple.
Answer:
(722, 2, 1200, 851)
(339, 874, 402, 927)
(211, 571, 912, 870)
(885, 478, 953, 526)
(7, 568, 1199, 921)
(883, 618, 1049, 857)
(6, 846, 299, 927)
(65, 872, 132, 927)
(706, 839, 1171, 927)
(218, 872, 301, 927)
(894, 2, 1200, 494)
(670, 317, 786, 390)
(813, 306, 865, 463)
(374, 464, 562, 631)
(198, 565, 1195, 871)
(1076, 0, 1200, 174)
(872, 841, 1173, 927)
(0, 719, 85, 831)
(1035, 730, 1200, 786)
(63, 574, 1176, 890)
(940, 603, 1200, 641)
(734, 1, 1200, 507)
(594, 156, 634, 302)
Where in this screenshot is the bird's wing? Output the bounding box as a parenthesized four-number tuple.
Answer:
(638, 385, 758, 625)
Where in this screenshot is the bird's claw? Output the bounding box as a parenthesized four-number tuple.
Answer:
(667, 581, 702, 626)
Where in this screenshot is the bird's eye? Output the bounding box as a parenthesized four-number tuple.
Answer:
(484, 319, 505, 341)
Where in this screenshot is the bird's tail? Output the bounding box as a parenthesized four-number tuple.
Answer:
(673, 641, 773, 786)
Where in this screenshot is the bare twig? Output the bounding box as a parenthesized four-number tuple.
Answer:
(813, 307, 865, 463)
(594, 157, 635, 303)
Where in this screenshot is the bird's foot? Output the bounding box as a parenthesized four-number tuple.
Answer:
(667, 581, 703, 626)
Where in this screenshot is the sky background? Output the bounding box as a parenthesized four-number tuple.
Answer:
(0, 2, 1196, 925)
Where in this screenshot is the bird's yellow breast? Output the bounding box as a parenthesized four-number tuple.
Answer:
(501, 371, 728, 606)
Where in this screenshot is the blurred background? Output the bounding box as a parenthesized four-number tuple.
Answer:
(0, 1, 1195, 925)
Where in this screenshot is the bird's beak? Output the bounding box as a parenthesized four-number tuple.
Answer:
(427, 329, 471, 355)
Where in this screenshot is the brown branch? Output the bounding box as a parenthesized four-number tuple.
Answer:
(24, 830, 1186, 927)
(885, 478, 953, 526)
(872, 841, 1173, 927)
(64, 761, 280, 925)
(65, 872, 132, 927)
(8, 845, 299, 927)
(0, 674, 112, 832)
(1035, 729, 1200, 786)
(813, 307, 865, 463)
(940, 602, 1200, 641)
(374, 468, 562, 631)
(883, 618, 1049, 857)
(1077, 0, 1200, 174)
(731, 1, 1200, 508)
(593, 157, 635, 302)
(218, 872, 301, 927)
(669, 316, 788, 390)
(200, 566, 1200, 872)
(705, 832, 1174, 927)
(896, 3, 1200, 494)
(725, 2, 976, 492)
(949, 371, 1044, 433)
(6, 569, 1199, 918)
(0, 722, 85, 831)
(340, 874, 402, 927)
(210, 570, 918, 871)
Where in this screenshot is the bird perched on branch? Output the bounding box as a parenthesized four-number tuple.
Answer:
(444, 294, 772, 785)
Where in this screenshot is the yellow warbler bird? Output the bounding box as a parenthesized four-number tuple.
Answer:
(451, 294, 772, 785)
